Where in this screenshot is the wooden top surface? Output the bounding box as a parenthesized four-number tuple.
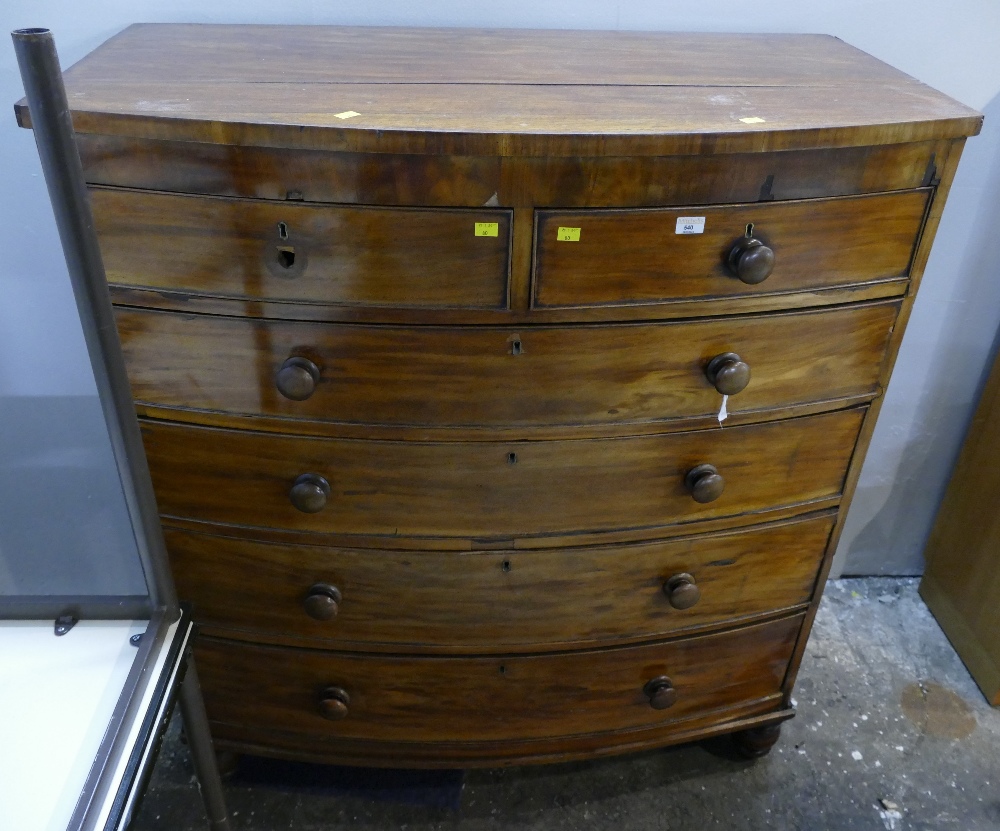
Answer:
(17, 24, 982, 156)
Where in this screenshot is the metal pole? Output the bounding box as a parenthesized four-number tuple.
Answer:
(13, 28, 230, 831)
(179, 660, 233, 831)
(11, 27, 177, 613)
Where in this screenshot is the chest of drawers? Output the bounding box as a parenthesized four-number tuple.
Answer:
(20, 24, 981, 767)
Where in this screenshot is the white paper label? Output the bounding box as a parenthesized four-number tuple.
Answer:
(717, 395, 729, 424)
(676, 216, 705, 235)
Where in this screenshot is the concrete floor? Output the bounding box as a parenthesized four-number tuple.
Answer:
(133, 578, 1000, 830)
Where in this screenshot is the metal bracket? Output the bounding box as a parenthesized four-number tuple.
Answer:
(54, 613, 78, 636)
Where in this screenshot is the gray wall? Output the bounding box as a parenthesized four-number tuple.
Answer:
(3, 2, 1000, 576)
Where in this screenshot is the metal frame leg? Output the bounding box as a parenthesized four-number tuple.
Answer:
(179, 659, 232, 831)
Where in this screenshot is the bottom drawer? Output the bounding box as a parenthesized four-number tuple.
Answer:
(197, 615, 802, 750)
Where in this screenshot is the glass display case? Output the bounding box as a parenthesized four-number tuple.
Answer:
(0, 28, 229, 831)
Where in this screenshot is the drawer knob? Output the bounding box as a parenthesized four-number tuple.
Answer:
(289, 473, 331, 513)
(644, 676, 678, 710)
(276, 356, 320, 401)
(304, 583, 342, 620)
(685, 464, 725, 504)
(727, 234, 775, 284)
(663, 573, 701, 610)
(705, 352, 751, 395)
(318, 686, 351, 721)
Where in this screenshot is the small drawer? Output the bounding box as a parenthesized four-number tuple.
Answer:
(196, 615, 802, 745)
(141, 407, 864, 542)
(168, 513, 833, 651)
(116, 301, 897, 431)
(91, 187, 511, 310)
(533, 190, 928, 309)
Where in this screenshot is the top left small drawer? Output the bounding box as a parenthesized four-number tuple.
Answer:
(90, 188, 512, 311)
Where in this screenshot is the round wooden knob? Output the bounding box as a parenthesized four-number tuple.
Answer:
(685, 464, 725, 504)
(727, 235, 775, 284)
(304, 583, 342, 621)
(644, 676, 678, 710)
(663, 573, 701, 610)
(289, 473, 331, 513)
(705, 352, 751, 395)
(276, 356, 320, 401)
(318, 686, 350, 721)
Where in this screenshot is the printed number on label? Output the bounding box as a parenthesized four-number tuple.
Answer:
(675, 217, 706, 235)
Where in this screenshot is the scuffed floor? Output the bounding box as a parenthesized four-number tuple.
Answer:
(133, 579, 1000, 830)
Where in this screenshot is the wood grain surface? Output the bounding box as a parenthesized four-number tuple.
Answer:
(92, 187, 512, 310)
(921, 344, 1000, 704)
(77, 134, 944, 209)
(16, 26, 981, 156)
(208, 706, 794, 768)
(195, 614, 802, 744)
(29, 24, 981, 766)
(534, 191, 928, 308)
(167, 512, 833, 652)
(115, 301, 898, 433)
(140, 407, 865, 542)
(107, 276, 911, 327)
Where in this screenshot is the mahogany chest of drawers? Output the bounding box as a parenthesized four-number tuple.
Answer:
(20, 24, 981, 767)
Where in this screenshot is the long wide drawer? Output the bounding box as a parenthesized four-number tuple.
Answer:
(196, 614, 802, 745)
(141, 407, 864, 541)
(91, 188, 512, 310)
(534, 190, 928, 309)
(116, 302, 897, 432)
(169, 513, 833, 651)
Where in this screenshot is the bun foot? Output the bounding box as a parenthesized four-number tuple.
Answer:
(732, 722, 783, 759)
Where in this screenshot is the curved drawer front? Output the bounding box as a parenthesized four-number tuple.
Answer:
(196, 615, 802, 744)
(91, 188, 512, 310)
(168, 513, 833, 651)
(141, 408, 864, 540)
(117, 302, 897, 430)
(534, 190, 928, 309)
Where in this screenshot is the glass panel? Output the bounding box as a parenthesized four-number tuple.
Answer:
(0, 395, 145, 597)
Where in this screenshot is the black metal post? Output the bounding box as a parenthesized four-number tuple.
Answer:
(11, 27, 177, 613)
(180, 661, 233, 831)
(12, 28, 229, 831)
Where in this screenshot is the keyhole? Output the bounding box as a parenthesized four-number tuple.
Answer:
(498, 665, 506, 675)
(278, 222, 289, 240)
(277, 247, 296, 269)
(745, 222, 754, 237)
(507, 452, 518, 465)
(511, 340, 522, 356)
(501, 559, 512, 573)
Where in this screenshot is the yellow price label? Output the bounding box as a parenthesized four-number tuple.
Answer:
(557, 227, 581, 242)
(474, 222, 499, 237)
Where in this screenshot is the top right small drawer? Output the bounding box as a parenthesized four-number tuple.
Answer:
(533, 190, 928, 310)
